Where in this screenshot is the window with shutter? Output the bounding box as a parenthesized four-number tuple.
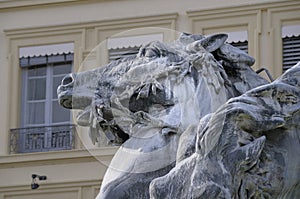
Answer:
(10, 51, 75, 153)
(108, 46, 140, 62)
(282, 25, 300, 73)
(229, 40, 248, 54)
(282, 35, 300, 72)
(107, 34, 163, 62)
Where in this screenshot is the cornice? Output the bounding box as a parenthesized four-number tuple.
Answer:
(186, 0, 300, 19)
(4, 12, 178, 38)
(0, 0, 82, 10)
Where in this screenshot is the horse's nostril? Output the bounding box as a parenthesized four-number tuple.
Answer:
(62, 74, 74, 86)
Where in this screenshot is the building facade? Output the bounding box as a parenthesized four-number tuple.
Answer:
(0, 0, 299, 198)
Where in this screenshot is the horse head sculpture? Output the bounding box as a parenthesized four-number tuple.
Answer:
(57, 32, 269, 198)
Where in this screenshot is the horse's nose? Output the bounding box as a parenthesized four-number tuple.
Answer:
(61, 73, 75, 88)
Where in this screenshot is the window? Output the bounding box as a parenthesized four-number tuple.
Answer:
(21, 55, 73, 127)
(107, 34, 163, 61)
(229, 40, 248, 53)
(227, 31, 248, 53)
(10, 44, 75, 153)
(108, 46, 140, 62)
(282, 25, 300, 72)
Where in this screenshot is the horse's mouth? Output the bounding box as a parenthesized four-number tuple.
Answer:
(58, 89, 73, 109)
(57, 87, 93, 110)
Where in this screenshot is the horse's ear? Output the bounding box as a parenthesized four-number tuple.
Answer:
(199, 33, 228, 52)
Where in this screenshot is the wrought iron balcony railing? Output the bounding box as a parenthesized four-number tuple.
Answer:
(10, 124, 76, 154)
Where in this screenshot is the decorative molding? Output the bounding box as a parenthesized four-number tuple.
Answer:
(0, 0, 81, 10)
(186, 0, 300, 18)
(0, 147, 118, 168)
(4, 13, 178, 38)
(5, 33, 83, 134)
(0, 179, 102, 199)
(266, 3, 300, 77)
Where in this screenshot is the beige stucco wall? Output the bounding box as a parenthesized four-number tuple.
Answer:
(0, 148, 117, 199)
(0, 0, 299, 198)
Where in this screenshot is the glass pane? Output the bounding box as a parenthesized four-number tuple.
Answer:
(53, 63, 72, 75)
(28, 78, 46, 100)
(52, 100, 70, 123)
(52, 75, 65, 99)
(27, 102, 45, 125)
(28, 66, 46, 77)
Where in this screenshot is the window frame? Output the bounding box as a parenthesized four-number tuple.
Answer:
(18, 55, 74, 153)
(21, 60, 73, 128)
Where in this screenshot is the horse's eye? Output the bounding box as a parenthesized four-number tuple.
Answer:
(145, 49, 159, 58)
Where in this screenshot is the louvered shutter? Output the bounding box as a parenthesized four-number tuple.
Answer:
(108, 46, 140, 62)
(229, 41, 248, 54)
(282, 35, 300, 72)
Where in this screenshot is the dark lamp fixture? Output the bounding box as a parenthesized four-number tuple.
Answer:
(31, 174, 47, 189)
